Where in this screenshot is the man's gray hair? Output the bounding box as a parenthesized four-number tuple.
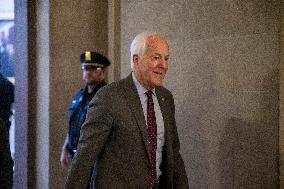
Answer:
(130, 31, 158, 69)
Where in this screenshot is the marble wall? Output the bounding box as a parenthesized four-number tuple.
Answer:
(280, 1, 284, 188)
(120, 0, 280, 188)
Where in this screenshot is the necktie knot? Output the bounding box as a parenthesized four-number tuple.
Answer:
(145, 90, 153, 98)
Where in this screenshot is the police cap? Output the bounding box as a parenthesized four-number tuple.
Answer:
(80, 51, 111, 69)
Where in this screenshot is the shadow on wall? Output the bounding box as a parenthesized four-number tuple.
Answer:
(218, 117, 278, 189)
(217, 67, 279, 189)
(186, 136, 210, 188)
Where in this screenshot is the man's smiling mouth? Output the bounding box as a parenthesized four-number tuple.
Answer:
(153, 71, 163, 75)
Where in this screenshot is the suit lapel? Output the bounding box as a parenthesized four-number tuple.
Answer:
(122, 74, 151, 162)
(156, 88, 171, 160)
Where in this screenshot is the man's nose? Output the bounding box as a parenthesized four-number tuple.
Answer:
(160, 58, 168, 70)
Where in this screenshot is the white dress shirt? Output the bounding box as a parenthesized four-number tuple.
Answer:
(132, 72, 165, 178)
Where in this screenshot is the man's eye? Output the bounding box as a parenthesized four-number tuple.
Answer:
(154, 56, 160, 60)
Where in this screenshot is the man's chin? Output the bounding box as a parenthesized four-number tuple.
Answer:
(157, 79, 165, 85)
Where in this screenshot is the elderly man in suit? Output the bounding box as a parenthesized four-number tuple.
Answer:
(65, 32, 189, 189)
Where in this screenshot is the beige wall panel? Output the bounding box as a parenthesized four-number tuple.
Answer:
(120, 0, 280, 188)
(280, 0, 284, 188)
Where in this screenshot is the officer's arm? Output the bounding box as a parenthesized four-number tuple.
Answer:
(60, 134, 71, 169)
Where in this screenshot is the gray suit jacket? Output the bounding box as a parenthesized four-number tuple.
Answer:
(65, 74, 188, 189)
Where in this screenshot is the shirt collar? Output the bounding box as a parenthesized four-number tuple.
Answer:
(132, 72, 156, 97)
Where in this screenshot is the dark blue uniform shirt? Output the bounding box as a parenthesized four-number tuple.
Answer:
(67, 81, 106, 156)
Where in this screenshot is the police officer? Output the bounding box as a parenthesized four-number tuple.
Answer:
(60, 51, 111, 170)
(0, 65, 14, 131)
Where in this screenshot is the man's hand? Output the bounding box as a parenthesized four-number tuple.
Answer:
(60, 148, 71, 170)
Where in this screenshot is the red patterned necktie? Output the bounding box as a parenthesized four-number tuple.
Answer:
(145, 91, 157, 188)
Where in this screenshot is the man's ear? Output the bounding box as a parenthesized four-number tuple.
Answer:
(133, 55, 139, 65)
